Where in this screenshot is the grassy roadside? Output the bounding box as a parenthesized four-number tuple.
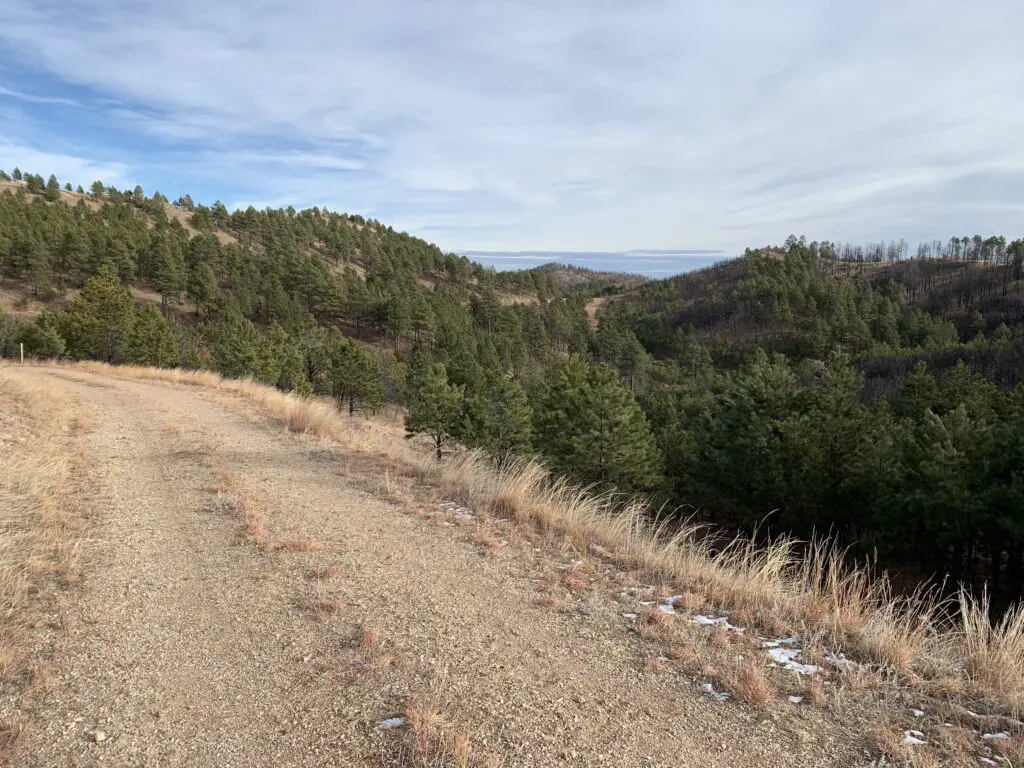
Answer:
(52, 361, 1024, 762)
(0, 371, 87, 758)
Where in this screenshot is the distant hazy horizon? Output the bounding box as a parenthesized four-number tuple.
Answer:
(461, 249, 732, 278)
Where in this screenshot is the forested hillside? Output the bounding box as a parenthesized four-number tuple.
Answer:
(3, 169, 1024, 604)
(597, 236, 1024, 603)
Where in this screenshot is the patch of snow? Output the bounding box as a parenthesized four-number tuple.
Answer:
(980, 758, 998, 766)
(982, 731, 1011, 741)
(378, 717, 408, 730)
(788, 695, 804, 705)
(621, 612, 639, 620)
(903, 730, 926, 746)
(911, 708, 926, 717)
(767, 647, 821, 676)
(657, 603, 676, 615)
(700, 683, 731, 701)
(692, 615, 745, 634)
(761, 636, 800, 648)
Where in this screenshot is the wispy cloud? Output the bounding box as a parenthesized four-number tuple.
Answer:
(0, 85, 79, 107)
(0, 0, 1021, 252)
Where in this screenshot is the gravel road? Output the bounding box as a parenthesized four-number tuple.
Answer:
(4, 367, 861, 767)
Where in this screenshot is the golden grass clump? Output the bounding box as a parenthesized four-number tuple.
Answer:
(720, 660, 772, 705)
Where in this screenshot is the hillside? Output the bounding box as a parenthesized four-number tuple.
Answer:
(4, 164, 1024, 692)
(526, 262, 650, 296)
(0, 171, 588, 395)
(3, 166, 1024, 764)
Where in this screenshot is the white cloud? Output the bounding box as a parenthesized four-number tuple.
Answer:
(0, 141, 129, 186)
(0, 0, 1022, 250)
(0, 85, 79, 106)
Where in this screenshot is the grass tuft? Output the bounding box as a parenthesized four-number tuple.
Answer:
(721, 660, 772, 705)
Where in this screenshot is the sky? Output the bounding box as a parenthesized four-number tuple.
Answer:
(0, 1, 1022, 262)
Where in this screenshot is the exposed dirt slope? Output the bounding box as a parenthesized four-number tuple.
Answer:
(3, 367, 860, 767)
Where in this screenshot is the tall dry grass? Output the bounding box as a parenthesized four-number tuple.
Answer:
(0, 368, 84, 760)
(51, 361, 1024, 715)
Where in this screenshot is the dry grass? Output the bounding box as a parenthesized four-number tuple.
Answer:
(205, 465, 272, 547)
(636, 607, 675, 643)
(310, 597, 345, 616)
(720, 660, 772, 705)
(396, 697, 499, 768)
(0, 375, 84, 679)
(544, 566, 589, 595)
(234, 494, 269, 545)
(469, 528, 502, 551)
(353, 621, 395, 671)
(51, 361, 1024, 722)
(0, 373, 86, 762)
(360, 622, 382, 648)
(0, 717, 30, 761)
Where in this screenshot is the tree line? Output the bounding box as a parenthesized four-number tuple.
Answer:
(4, 171, 1024, 603)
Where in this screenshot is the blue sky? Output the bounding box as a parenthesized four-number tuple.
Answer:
(0, 1, 1022, 256)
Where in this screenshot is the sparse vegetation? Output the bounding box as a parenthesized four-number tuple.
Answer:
(0, 373, 85, 759)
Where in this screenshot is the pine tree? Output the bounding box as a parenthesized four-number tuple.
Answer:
(460, 375, 532, 465)
(266, 324, 312, 395)
(187, 261, 218, 318)
(19, 312, 65, 358)
(895, 362, 939, 419)
(11, 168, 21, 181)
(404, 343, 432, 404)
(151, 235, 185, 311)
(405, 363, 463, 459)
(206, 298, 279, 384)
(534, 357, 663, 492)
(127, 303, 180, 366)
(328, 334, 382, 415)
(61, 264, 134, 362)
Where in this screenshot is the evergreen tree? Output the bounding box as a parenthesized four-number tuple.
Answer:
(61, 264, 134, 362)
(534, 357, 663, 492)
(460, 375, 533, 465)
(266, 323, 312, 395)
(206, 299, 279, 384)
(405, 363, 464, 459)
(127, 302, 180, 366)
(328, 334, 382, 415)
(19, 312, 66, 358)
(187, 261, 218, 318)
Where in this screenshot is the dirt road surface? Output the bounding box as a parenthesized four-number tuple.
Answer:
(4, 367, 863, 767)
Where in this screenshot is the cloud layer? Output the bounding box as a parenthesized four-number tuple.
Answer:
(0, 1, 1022, 252)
